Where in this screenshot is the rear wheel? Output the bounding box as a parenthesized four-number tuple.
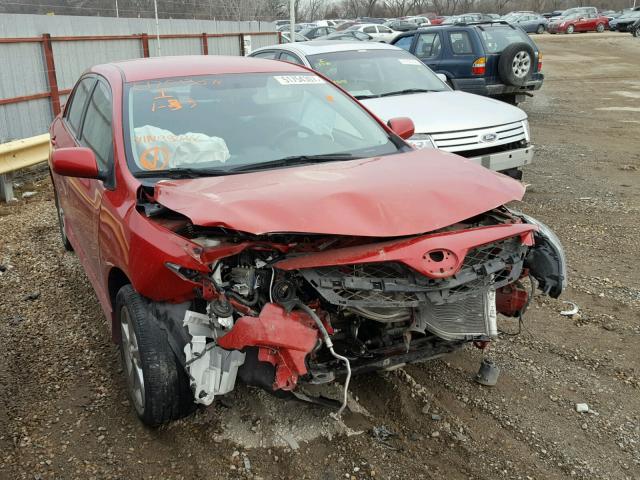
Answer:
(596, 23, 605, 33)
(566, 25, 575, 34)
(536, 24, 545, 34)
(116, 285, 195, 426)
(633, 28, 640, 38)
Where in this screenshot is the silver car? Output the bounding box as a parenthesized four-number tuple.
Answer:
(250, 41, 533, 178)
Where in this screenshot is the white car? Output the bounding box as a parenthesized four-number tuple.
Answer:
(405, 15, 432, 26)
(250, 41, 533, 178)
(346, 23, 398, 42)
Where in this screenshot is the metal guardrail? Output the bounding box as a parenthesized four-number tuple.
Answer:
(0, 133, 50, 202)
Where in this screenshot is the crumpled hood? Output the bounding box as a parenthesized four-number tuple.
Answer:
(362, 91, 527, 134)
(153, 149, 525, 237)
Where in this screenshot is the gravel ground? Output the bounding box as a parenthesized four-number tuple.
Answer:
(1, 33, 639, 480)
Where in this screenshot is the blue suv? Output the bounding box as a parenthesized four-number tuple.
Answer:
(391, 22, 544, 105)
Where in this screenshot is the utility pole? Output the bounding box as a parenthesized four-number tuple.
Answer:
(153, 0, 162, 56)
(290, 0, 295, 42)
(115, 0, 119, 17)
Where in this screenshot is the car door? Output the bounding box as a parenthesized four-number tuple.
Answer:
(57, 77, 113, 282)
(413, 31, 443, 70)
(393, 33, 415, 51)
(362, 25, 378, 40)
(278, 51, 306, 66)
(443, 30, 476, 79)
(376, 25, 395, 42)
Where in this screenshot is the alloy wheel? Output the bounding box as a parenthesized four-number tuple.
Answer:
(511, 51, 531, 79)
(120, 307, 145, 415)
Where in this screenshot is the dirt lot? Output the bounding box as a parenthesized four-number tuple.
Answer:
(1, 32, 639, 480)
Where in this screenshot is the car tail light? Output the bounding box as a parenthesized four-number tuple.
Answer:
(472, 57, 486, 75)
(537, 52, 543, 72)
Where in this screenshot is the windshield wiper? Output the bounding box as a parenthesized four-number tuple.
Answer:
(379, 88, 437, 97)
(354, 93, 381, 100)
(228, 153, 359, 172)
(134, 167, 230, 179)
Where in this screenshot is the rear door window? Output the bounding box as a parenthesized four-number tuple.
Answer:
(279, 52, 304, 65)
(66, 77, 95, 136)
(448, 31, 473, 55)
(363, 26, 377, 34)
(416, 33, 442, 58)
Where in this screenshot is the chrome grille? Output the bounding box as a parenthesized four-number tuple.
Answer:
(431, 121, 526, 153)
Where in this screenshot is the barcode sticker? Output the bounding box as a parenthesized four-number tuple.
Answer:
(274, 75, 326, 85)
(399, 59, 422, 66)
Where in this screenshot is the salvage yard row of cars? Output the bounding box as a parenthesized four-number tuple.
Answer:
(276, 6, 640, 40)
(48, 18, 568, 425)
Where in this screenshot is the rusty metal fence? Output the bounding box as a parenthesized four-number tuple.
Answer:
(0, 30, 280, 143)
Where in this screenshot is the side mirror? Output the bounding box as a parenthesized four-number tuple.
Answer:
(51, 147, 100, 179)
(436, 73, 448, 83)
(387, 117, 415, 140)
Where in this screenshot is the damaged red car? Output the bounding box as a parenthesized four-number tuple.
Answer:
(48, 55, 566, 426)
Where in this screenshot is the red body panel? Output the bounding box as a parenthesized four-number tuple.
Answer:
(217, 304, 319, 390)
(275, 223, 536, 278)
(153, 151, 525, 237)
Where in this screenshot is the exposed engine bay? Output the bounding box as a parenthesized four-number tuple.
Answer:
(145, 201, 566, 410)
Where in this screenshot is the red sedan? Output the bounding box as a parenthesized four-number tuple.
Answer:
(547, 12, 609, 33)
(49, 55, 566, 425)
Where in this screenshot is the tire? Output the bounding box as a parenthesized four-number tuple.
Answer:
(566, 25, 574, 34)
(536, 24, 545, 34)
(633, 28, 640, 38)
(596, 23, 605, 33)
(498, 42, 535, 87)
(52, 184, 73, 252)
(116, 285, 195, 426)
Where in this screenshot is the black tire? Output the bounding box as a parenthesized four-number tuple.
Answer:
(52, 184, 73, 252)
(536, 24, 545, 34)
(633, 28, 640, 38)
(596, 23, 605, 33)
(116, 285, 195, 426)
(498, 42, 535, 87)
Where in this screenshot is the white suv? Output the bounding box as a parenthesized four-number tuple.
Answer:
(346, 23, 398, 42)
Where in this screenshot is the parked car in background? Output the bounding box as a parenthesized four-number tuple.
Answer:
(317, 31, 373, 41)
(547, 12, 609, 33)
(404, 15, 431, 26)
(347, 23, 397, 42)
(384, 19, 419, 32)
(610, 10, 640, 31)
(542, 10, 564, 18)
(629, 17, 640, 36)
(299, 26, 336, 40)
(336, 21, 358, 31)
(506, 13, 549, 33)
(250, 41, 534, 177)
(280, 31, 309, 43)
(560, 6, 598, 17)
(48, 54, 568, 426)
(430, 16, 449, 25)
(391, 23, 544, 105)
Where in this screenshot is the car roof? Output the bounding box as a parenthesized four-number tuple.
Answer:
(255, 40, 399, 56)
(94, 55, 304, 83)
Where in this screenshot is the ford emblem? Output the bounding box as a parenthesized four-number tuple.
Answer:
(481, 133, 498, 143)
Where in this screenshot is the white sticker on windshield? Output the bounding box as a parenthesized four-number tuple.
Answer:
(399, 59, 421, 66)
(274, 75, 326, 85)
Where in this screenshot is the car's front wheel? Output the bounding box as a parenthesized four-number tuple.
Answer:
(116, 285, 195, 426)
(536, 24, 545, 34)
(596, 23, 605, 33)
(566, 25, 575, 34)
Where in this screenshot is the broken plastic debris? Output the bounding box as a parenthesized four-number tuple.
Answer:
(560, 301, 579, 317)
(575, 403, 589, 413)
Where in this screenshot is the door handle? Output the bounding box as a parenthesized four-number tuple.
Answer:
(50, 135, 57, 146)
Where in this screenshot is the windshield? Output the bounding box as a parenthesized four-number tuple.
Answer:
(124, 73, 400, 176)
(479, 26, 532, 53)
(307, 49, 448, 99)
